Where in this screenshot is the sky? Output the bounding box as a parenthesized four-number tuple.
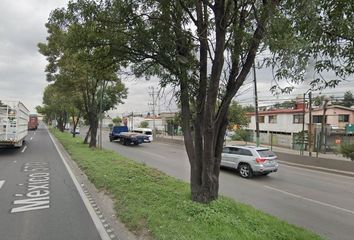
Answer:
(0, 0, 352, 116)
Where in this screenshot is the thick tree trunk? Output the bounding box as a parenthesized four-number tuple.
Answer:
(84, 126, 91, 144)
(88, 114, 98, 148)
(189, 119, 228, 203)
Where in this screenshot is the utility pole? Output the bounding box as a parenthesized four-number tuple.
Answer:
(318, 97, 329, 154)
(148, 86, 157, 138)
(253, 61, 260, 147)
(301, 93, 306, 156)
(308, 92, 312, 156)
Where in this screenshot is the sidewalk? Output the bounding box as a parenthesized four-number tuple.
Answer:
(155, 135, 354, 176)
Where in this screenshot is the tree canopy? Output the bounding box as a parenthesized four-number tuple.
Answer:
(40, 0, 354, 203)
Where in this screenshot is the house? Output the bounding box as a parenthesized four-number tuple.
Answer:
(246, 103, 354, 149)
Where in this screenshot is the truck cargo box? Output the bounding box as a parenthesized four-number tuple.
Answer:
(0, 101, 29, 147)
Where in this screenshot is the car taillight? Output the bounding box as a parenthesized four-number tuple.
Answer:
(256, 157, 266, 164)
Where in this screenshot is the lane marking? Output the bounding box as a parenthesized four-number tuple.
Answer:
(264, 185, 354, 215)
(30, 137, 33, 140)
(47, 129, 111, 240)
(0, 180, 5, 190)
(21, 146, 27, 153)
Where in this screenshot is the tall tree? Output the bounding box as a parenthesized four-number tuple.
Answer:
(104, 0, 281, 203)
(342, 91, 354, 108)
(42, 0, 354, 203)
(39, 0, 127, 147)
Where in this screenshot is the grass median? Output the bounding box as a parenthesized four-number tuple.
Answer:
(52, 129, 322, 240)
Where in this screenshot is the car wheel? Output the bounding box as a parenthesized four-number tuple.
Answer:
(239, 164, 253, 178)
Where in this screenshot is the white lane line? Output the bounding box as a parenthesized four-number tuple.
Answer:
(30, 137, 33, 140)
(21, 146, 27, 153)
(34, 132, 36, 135)
(48, 129, 111, 240)
(0, 180, 5, 190)
(264, 185, 354, 215)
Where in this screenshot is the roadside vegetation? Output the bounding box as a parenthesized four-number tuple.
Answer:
(52, 129, 322, 240)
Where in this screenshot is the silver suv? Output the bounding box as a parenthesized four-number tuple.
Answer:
(221, 145, 278, 178)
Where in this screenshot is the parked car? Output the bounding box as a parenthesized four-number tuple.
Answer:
(109, 126, 148, 145)
(131, 128, 153, 142)
(221, 145, 278, 178)
(70, 127, 80, 134)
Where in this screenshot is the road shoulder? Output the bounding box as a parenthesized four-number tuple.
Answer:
(49, 130, 139, 240)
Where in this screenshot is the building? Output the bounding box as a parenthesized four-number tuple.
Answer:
(246, 103, 354, 150)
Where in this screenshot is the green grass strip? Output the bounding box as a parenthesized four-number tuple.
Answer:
(52, 129, 323, 240)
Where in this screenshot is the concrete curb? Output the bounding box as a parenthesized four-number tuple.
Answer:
(278, 160, 354, 177)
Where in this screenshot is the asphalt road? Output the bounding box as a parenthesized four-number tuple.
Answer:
(98, 130, 354, 240)
(0, 125, 102, 240)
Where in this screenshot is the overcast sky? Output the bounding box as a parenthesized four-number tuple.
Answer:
(0, 0, 352, 116)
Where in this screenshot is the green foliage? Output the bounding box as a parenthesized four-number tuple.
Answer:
(274, 100, 296, 109)
(39, 0, 128, 147)
(228, 102, 250, 128)
(231, 129, 251, 143)
(139, 121, 149, 128)
(112, 117, 122, 126)
(342, 91, 354, 108)
(52, 129, 323, 240)
(340, 144, 354, 161)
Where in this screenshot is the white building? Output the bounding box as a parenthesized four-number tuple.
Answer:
(246, 103, 354, 149)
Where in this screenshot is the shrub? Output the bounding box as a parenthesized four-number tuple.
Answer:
(340, 144, 354, 161)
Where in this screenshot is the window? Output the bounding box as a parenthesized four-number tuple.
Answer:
(257, 149, 276, 157)
(238, 149, 253, 156)
(268, 115, 277, 123)
(313, 115, 327, 123)
(222, 147, 230, 153)
(229, 147, 240, 155)
(258, 116, 265, 123)
(339, 114, 349, 122)
(293, 114, 304, 124)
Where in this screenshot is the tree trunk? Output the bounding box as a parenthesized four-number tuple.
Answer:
(188, 117, 228, 203)
(84, 126, 91, 144)
(88, 113, 98, 148)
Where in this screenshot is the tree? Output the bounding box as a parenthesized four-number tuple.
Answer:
(43, 0, 354, 203)
(40, 83, 71, 132)
(342, 91, 354, 108)
(104, 0, 281, 203)
(228, 102, 250, 128)
(274, 100, 296, 109)
(139, 121, 149, 128)
(340, 144, 354, 161)
(112, 117, 122, 126)
(39, 0, 127, 147)
(101, 0, 353, 203)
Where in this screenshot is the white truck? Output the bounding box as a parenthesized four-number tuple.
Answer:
(0, 101, 29, 148)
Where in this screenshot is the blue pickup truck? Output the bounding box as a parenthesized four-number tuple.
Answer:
(109, 126, 148, 145)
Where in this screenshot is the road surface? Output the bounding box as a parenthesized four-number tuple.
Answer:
(99, 130, 354, 240)
(0, 125, 105, 240)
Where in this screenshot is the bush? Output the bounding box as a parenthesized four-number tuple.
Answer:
(340, 144, 354, 161)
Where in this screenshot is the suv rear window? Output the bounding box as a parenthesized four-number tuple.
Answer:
(257, 149, 276, 157)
